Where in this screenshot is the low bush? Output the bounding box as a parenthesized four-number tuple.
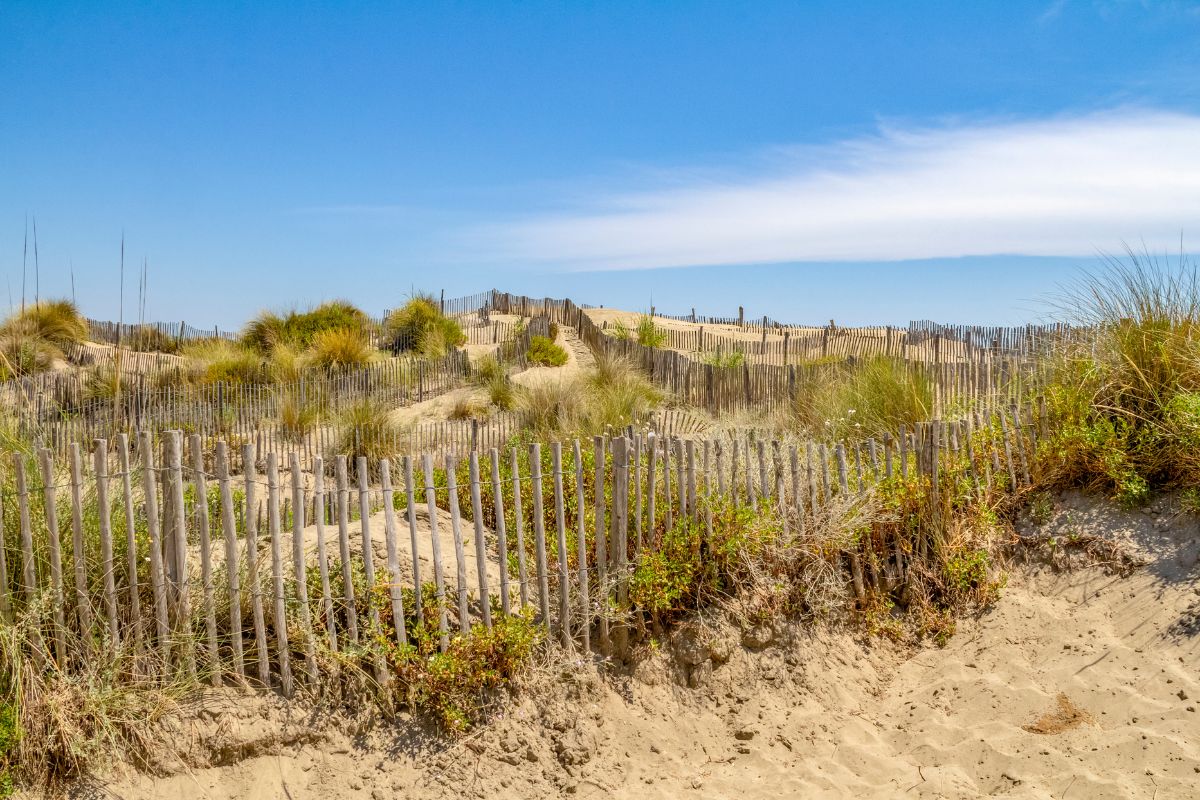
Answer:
(179, 339, 263, 385)
(526, 335, 568, 367)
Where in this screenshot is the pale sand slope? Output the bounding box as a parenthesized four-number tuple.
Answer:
(390, 324, 592, 428)
(100, 492, 1200, 800)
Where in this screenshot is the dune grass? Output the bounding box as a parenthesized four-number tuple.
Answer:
(517, 351, 663, 436)
(306, 327, 376, 372)
(179, 339, 264, 385)
(384, 294, 466, 358)
(787, 357, 933, 440)
(242, 300, 372, 355)
(0, 300, 88, 380)
(1040, 249, 1200, 505)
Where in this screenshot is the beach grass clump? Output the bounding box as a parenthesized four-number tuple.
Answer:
(384, 294, 466, 358)
(472, 354, 516, 410)
(526, 335, 568, 367)
(179, 339, 263, 385)
(789, 357, 932, 440)
(277, 392, 321, 442)
(0, 300, 88, 379)
(516, 352, 662, 436)
(336, 398, 403, 465)
(636, 314, 667, 348)
(306, 327, 375, 372)
(449, 396, 489, 420)
(702, 349, 745, 368)
(242, 300, 372, 355)
(1040, 250, 1200, 504)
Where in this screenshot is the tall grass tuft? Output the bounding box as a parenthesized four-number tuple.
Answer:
(472, 354, 516, 410)
(517, 351, 663, 436)
(242, 300, 372, 354)
(337, 398, 403, 466)
(384, 294, 465, 357)
(306, 327, 375, 372)
(788, 357, 932, 440)
(1042, 248, 1200, 503)
(636, 314, 667, 348)
(179, 339, 263, 385)
(0, 300, 88, 379)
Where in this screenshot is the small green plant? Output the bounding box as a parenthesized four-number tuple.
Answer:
(526, 335, 568, 367)
(388, 611, 541, 734)
(636, 314, 667, 348)
(702, 349, 744, 368)
(1028, 491, 1054, 525)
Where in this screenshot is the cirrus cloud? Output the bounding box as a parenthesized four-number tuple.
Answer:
(477, 109, 1200, 270)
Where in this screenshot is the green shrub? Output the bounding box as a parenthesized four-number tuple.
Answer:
(390, 612, 540, 734)
(526, 335, 568, 367)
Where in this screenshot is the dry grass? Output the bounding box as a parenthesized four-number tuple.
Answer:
(179, 339, 263, 385)
(306, 327, 375, 371)
(384, 294, 465, 358)
(0, 300, 88, 379)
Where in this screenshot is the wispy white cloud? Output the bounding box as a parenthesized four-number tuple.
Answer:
(476, 110, 1200, 270)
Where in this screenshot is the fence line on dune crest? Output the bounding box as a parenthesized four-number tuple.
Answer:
(0, 402, 1043, 691)
(79, 289, 505, 349)
(490, 291, 1051, 415)
(6, 318, 553, 464)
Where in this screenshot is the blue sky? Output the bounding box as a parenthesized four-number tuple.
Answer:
(3, 1, 1199, 327)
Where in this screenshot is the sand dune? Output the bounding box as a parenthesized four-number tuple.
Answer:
(100, 492, 1200, 799)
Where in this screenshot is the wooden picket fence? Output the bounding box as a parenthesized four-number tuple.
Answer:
(491, 292, 1047, 416)
(8, 318, 553, 464)
(0, 401, 1043, 691)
